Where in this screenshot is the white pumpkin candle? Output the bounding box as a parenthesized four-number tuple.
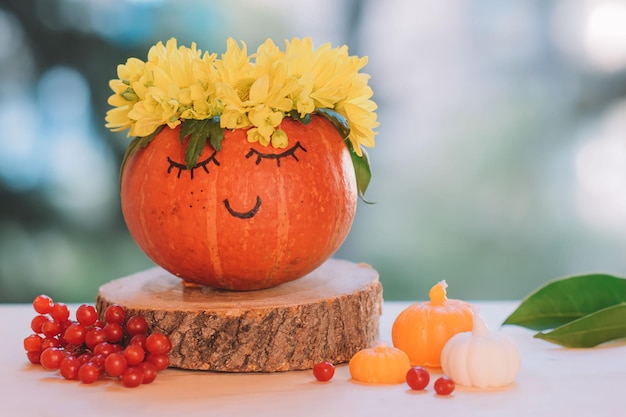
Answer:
(440, 307, 521, 388)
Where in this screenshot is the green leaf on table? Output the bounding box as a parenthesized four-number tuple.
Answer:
(503, 273, 626, 330)
(534, 303, 626, 348)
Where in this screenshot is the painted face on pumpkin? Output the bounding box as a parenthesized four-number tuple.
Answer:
(165, 141, 308, 219)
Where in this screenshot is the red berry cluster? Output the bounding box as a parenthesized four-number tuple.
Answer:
(406, 366, 455, 396)
(23, 294, 172, 388)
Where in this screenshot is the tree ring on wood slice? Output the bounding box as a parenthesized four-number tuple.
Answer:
(96, 258, 383, 372)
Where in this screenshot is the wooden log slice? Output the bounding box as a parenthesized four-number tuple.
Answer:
(96, 258, 383, 372)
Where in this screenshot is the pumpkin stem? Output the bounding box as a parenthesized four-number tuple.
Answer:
(374, 343, 391, 353)
(471, 306, 489, 336)
(428, 280, 448, 305)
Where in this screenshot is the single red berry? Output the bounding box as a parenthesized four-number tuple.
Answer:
(146, 353, 169, 371)
(104, 304, 126, 324)
(129, 333, 147, 348)
(26, 350, 41, 365)
(122, 367, 144, 388)
(41, 319, 61, 338)
(126, 315, 149, 336)
(63, 323, 87, 346)
(138, 361, 158, 384)
(78, 362, 100, 384)
(40, 347, 65, 370)
(93, 342, 117, 357)
(406, 366, 430, 390)
(33, 295, 53, 315)
(124, 344, 145, 366)
(31, 315, 48, 334)
(434, 376, 455, 396)
(145, 333, 172, 355)
(103, 322, 124, 343)
(76, 304, 98, 326)
(77, 352, 93, 365)
(84, 328, 107, 350)
(23, 334, 43, 353)
(59, 356, 80, 380)
(50, 302, 70, 322)
(313, 361, 335, 382)
(104, 352, 128, 377)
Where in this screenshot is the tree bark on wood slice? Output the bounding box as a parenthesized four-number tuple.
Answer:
(96, 258, 383, 372)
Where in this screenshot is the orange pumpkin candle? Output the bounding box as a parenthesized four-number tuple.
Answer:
(391, 280, 473, 367)
(348, 343, 411, 384)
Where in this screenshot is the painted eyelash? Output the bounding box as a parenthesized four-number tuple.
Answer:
(245, 142, 307, 167)
(167, 151, 220, 179)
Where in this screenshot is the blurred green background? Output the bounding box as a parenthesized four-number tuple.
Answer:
(2, 0, 626, 303)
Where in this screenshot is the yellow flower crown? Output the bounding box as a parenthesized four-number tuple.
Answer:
(105, 37, 378, 198)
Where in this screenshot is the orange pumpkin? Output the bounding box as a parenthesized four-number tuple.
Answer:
(120, 115, 357, 290)
(391, 280, 473, 367)
(349, 343, 411, 384)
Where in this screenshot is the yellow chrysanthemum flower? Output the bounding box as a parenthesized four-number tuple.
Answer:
(104, 58, 146, 132)
(106, 38, 220, 137)
(216, 38, 299, 147)
(106, 36, 378, 154)
(333, 69, 379, 155)
(278, 37, 378, 154)
(248, 105, 284, 145)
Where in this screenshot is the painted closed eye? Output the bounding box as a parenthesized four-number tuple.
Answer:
(245, 142, 307, 167)
(167, 151, 220, 179)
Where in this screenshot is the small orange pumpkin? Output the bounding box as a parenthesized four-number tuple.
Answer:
(391, 280, 473, 367)
(349, 343, 411, 384)
(120, 115, 357, 290)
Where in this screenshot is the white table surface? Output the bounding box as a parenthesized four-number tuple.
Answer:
(1, 301, 623, 417)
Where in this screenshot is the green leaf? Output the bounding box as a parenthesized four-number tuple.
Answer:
(179, 118, 224, 168)
(534, 303, 626, 348)
(314, 108, 350, 139)
(503, 273, 626, 330)
(119, 125, 164, 188)
(347, 141, 373, 203)
(206, 117, 225, 152)
(314, 108, 373, 202)
(288, 110, 311, 125)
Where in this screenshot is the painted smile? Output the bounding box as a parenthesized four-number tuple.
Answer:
(223, 196, 262, 219)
